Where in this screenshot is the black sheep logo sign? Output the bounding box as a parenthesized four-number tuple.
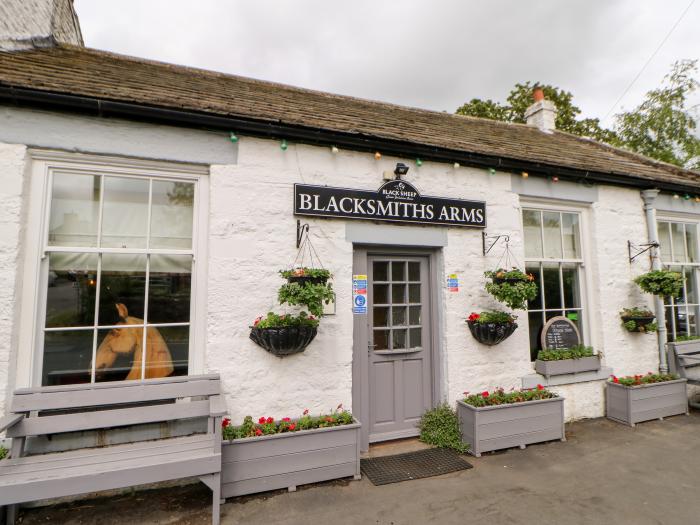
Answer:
(294, 180, 486, 228)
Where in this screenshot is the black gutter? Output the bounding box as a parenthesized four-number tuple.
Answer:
(1, 85, 697, 195)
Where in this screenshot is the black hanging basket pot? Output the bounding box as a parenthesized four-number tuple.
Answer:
(467, 321, 518, 346)
(287, 275, 328, 286)
(250, 325, 318, 356)
(621, 315, 656, 333)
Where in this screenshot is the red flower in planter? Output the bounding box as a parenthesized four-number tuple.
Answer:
(536, 384, 544, 391)
(282, 417, 291, 422)
(289, 423, 296, 431)
(222, 418, 231, 428)
(258, 417, 266, 424)
(612, 375, 620, 384)
(255, 428, 262, 436)
(468, 313, 480, 322)
(266, 417, 274, 424)
(481, 391, 489, 398)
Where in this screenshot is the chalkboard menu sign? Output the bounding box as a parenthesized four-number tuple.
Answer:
(541, 316, 581, 350)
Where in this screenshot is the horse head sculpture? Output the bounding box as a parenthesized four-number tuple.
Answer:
(94, 303, 174, 380)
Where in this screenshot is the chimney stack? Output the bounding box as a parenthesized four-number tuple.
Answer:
(525, 88, 556, 132)
(0, 0, 83, 51)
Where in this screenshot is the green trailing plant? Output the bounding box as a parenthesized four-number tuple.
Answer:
(676, 335, 700, 342)
(463, 385, 556, 407)
(252, 311, 319, 329)
(537, 345, 596, 361)
(279, 267, 332, 281)
(222, 406, 353, 440)
(466, 311, 516, 324)
(418, 403, 468, 454)
(484, 268, 537, 310)
(619, 307, 657, 333)
(610, 372, 679, 387)
(0, 446, 7, 460)
(278, 282, 334, 317)
(634, 270, 683, 297)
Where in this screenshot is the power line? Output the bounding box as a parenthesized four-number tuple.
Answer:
(602, 0, 696, 123)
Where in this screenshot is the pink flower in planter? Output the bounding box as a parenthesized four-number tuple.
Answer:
(282, 417, 291, 422)
(289, 423, 296, 431)
(266, 417, 274, 424)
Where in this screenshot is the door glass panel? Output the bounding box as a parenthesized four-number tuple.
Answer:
(543, 212, 563, 259)
(374, 330, 389, 350)
(409, 328, 422, 349)
(658, 222, 672, 261)
(392, 329, 407, 350)
(101, 176, 149, 249)
(409, 306, 421, 325)
(374, 307, 389, 327)
(150, 181, 194, 249)
(392, 306, 407, 326)
(392, 261, 406, 281)
(523, 210, 543, 258)
(374, 284, 389, 304)
(408, 284, 421, 303)
(392, 284, 406, 303)
(48, 172, 100, 247)
(542, 264, 562, 310)
(671, 223, 686, 262)
(373, 261, 389, 281)
(45, 252, 98, 328)
(408, 262, 420, 281)
(561, 213, 581, 259)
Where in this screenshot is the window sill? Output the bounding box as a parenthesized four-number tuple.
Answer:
(521, 367, 613, 389)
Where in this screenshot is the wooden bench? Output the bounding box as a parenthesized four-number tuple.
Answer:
(668, 340, 700, 410)
(0, 374, 225, 525)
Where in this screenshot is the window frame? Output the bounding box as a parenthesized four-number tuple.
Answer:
(16, 150, 209, 388)
(656, 215, 700, 340)
(520, 199, 593, 360)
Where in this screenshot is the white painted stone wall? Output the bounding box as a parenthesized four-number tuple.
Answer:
(0, 143, 28, 419)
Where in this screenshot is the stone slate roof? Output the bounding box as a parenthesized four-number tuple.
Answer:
(0, 44, 698, 190)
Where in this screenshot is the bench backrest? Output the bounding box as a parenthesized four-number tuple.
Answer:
(668, 341, 700, 379)
(7, 374, 221, 439)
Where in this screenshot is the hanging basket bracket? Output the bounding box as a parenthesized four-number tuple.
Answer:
(628, 240, 659, 263)
(482, 232, 510, 256)
(296, 220, 310, 249)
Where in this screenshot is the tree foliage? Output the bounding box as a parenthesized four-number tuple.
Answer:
(614, 60, 700, 171)
(455, 61, 700, 170)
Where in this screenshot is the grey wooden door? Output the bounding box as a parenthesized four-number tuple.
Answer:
(367, 256, 433, 442)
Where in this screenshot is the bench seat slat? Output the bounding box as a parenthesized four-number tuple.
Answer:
(11, 378, 221, 412)
(8, 399, 211, 438)
(0, 435, 215, 476)
(0, 452, 221, 505)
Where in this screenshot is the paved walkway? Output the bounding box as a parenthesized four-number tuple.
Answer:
(21, 413, 700, 525)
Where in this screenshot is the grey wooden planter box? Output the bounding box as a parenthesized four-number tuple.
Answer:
(457, 397, 565, 457)
(534, 356, 601, 378)
(221, 420, 361, 498)
(606, 379, 688, 427)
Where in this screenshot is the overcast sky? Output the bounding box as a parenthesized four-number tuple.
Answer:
(74, 1, 699, 127)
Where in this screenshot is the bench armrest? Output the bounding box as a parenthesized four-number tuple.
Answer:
(209, 395, 227, 417)
(0, 413, 24, 433)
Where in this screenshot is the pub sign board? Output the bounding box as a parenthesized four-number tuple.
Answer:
(541, 316, 581, 350)
(294, 180, 486, 228)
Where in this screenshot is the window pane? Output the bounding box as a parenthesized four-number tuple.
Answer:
(101, 176, 149, 248)
(528, 312, 544, 361)
(409, 328, 422, 348)
(98, 254, 147, 325)
(145, 325, 188, 378)
(658, 222, 672, 262)
(561, 213, 581, 259)
(671, 222, 686, 263)
(374, 284, 389, 304)
(543, 212, 563, 259)
(526, 264, 542, 310)
(685, 267, 698, 305)
(42, 330, 93, 386)
(373, 307, 389, 327)
(95, 327, 143, 382)
(48, 172, 100, 247)
(668, 265, 684, 302)
(374, 330, 388, 350)
(408, 262, 420, 282)
(392, 306, 407, 326)
(148, 255, 191, 324)
(562, 265, 581, 309)
(409, 306, 421, 325)
(523, 210, 543, 258)
(686, 225, 698, 263)
(392, 329, 407, 350)
(150, 181, 194, 249)
(373, 261, 389, 281)
(392, 284, 406, 303)
(409, 284, 421, 303)
(392, 261, 406, 281)
(45, 253, 98, 328)
(542, 264, 562, 310)
(665, 306, 677, 340)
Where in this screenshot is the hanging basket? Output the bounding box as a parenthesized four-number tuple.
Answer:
(621, 315, 656, 333)
(287, 275, 329, 286)
(250, 325, 318, 356)
(467, 321, 518, 346)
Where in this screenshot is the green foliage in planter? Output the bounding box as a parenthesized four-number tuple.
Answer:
(222, 407, 354, 441)
(467, 310, 516, 324)
(484, 268, 538, 310)
(620, 307, 654, 317)
(537, 345, 595, 361)
(463, 385, 557, 407)
(279, 267, 332, 280)
(418, 403, 468, 453)
(610, 372, 679, 387)
(623, 320, 657, 333)
(0, 446, 7, 460)
(676, 334, 700, 341)
(634, 270, 683, 297)
(278, 282, 334, 317)
(252, 311, 319, 329)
